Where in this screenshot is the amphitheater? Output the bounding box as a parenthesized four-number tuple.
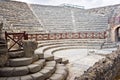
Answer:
(1, 0, 120, 80)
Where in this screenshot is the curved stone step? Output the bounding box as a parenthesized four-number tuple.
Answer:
(21, 75, 33, 80)
(9, 58, 33, 67)
(0, 61, 44, 77)
(32, 54, 39, 62)
(34, 51, 44, 59)
(49, 74, 65, 80)
(0, 61, 57, 80)
(0, 77, 7, 80)
(7, 77, 21, 80)
(54, 57, 62, 63)
(44, 54, 54, 61)
(48, 64, 68, 80)
(39, 61, 56, 79)
(8, 50, 24, 58)
(34, 59, 46, 68)
(61, 59, 69, 65)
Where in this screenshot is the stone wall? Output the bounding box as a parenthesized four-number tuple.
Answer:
(76, 48, 120, 80)
(86, 4, 120, 26)
(0, 22, 8, 67)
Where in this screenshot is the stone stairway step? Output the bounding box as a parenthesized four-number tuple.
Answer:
(0, 67, 14, 77)
(21, 75, 33, 80)
(49, 74, 65, 80)
(39, 61, 56, 79)
(0, 48, 8, 53)
(12, 66, 29, 77)
(48, 64, 68, 80)
(31, 72, 45, 80)
(9, 58, 33, 67)
(46, 61, 56, 67)
(34, 59, 46, 68)
(61, 59, 69, 65)
(32, 54, 39, 62)
(0, 62, 42, 77)
(7, 77, 21, 80)
(0, 44, 7, 48)
(56, 64, 68, 71)
(0, 77, 7, 80)
(35, 51, 44, 59)
(54, 57, 62, 63)
(0, 40, 6, 44)
(44, 54, 54, 61)
(8, 50, 24, 58)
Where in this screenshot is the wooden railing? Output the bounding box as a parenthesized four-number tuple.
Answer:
(5, 31, 28, 51)
(27, 31, 107, 41)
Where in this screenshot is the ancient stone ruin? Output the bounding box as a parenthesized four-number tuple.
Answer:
(0, 22, 8, 67)
(1, 0, 120, 80)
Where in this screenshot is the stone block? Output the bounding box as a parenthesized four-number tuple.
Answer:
(9, 58, 32, 67)
(23, 40, 38, 57)
(28, 64, 41, 73)
(12, 66, 29, 76)
(0, 54, 8, 67)
(31, 72, 45, 80)
(21, 75, 33, 80)
(7, 77, 20, 80)
(0, 67, 14, 77)
(49, 74, 64, 80)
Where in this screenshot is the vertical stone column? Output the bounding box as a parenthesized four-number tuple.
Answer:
(0, 23, 8, 67)
(23, 40, 38, 57)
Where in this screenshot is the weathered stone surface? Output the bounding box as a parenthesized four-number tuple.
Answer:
(8, 50, 24, 58)
(12, 66, 29, 76)
(0, 77, 7, 80)
(34, 59, 45, 68)
(40, 69, 52, 78)
(7, 77, 21, 80)
(61, 59, 69, 64)
(21, 75, 33, 80)
(46, 61, 56, 67)
(54, 57, 62, 63)
(31, 72, 45, 80)
(23, 40, 38, 57)
(35, 52, 44, 59)
(44, 66, 56, 73)
(0, 23, 8, 67)
(77, 49, 120, 80)
(0, 67, 14, 77)
(9, 58, 32, 67)
(44, 55, 54, 61)
(32, 54, 39, 62)
(28, 64, 41, 73)
(0, 54, 8, 67)
(49, 74, 64, 80)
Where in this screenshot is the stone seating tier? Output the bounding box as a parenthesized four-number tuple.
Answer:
(31, 4, 108, 33)
(0, 1, 44, 32)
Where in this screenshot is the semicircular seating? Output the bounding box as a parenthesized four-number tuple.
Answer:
(0, 48, 68, 80)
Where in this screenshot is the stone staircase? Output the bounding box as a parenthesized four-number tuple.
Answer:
(101, 42, 118, 48)
(0, 43, 68, 80)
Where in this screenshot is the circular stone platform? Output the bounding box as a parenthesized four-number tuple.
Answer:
(53, 48, 117, 80)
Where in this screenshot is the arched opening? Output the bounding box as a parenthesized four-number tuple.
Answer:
(115, 27, 120, 42)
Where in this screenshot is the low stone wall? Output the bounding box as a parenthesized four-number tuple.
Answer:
(76, 48, 120, 80)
